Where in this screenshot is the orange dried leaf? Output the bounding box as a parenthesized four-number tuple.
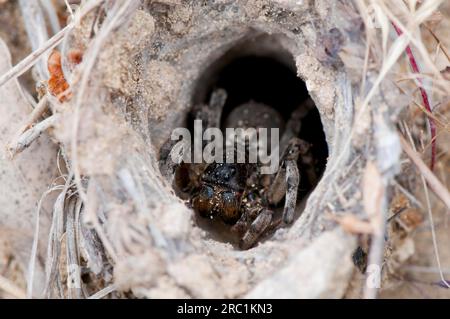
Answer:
(47, 50, 71, 102)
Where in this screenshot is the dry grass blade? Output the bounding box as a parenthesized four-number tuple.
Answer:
(7, 114, 58, 156)
(379, 0, 445, 82)
(399, 135, 450, 210)
(88, 284, 116, 299)
(40, 0, 62, 35)
(426, 27, 450, 63)
(362, 161, 387, 299)
(66, 196, 83, 299)
(18, 0, 50, 80)
(27, 186, 65, 298)
(14, 95, 50, 137)
(403, 127, 450, 289)
(370, 1, 389, 58)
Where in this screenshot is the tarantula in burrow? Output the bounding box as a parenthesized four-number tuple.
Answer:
(159, 89, 317, 249)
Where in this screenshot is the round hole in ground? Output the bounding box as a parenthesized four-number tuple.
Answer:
(175, 41, 328, 248)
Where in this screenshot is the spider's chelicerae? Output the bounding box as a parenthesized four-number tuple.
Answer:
(160, 89, 317, 249)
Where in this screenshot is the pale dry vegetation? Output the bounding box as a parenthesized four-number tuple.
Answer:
(0, 0, 449, 299)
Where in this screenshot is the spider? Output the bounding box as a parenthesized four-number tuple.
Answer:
(159, 89, 317, 249)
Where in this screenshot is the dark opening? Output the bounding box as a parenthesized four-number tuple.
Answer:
(179, 49, 329, 247)
(216, 56, 308, 123)
(204, 55, 328, 197)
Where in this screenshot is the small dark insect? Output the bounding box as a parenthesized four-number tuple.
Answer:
(160, 89, 317, 249)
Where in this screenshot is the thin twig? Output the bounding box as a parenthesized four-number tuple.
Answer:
(18, 0, 50, 80)
(40, 0, 62, 35)
(426, 26, 450, 63)
(399, 135, 450, 210)
(15, 95, 49, 137)
(27, 186, 65, 298)
(7, 114, 58, 156)
(420, 161, 450, 288)
(88, 284, 116, 299)
(65, 0, 75, 19)
(66, 196, 83, 299)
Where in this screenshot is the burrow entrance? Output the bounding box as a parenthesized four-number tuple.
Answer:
(211, 55, 328, 194)
(177, 37, 329, 246)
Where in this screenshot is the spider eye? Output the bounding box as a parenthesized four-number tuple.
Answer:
(193, 185, 215, 218)
(220, 191, 240, 224)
